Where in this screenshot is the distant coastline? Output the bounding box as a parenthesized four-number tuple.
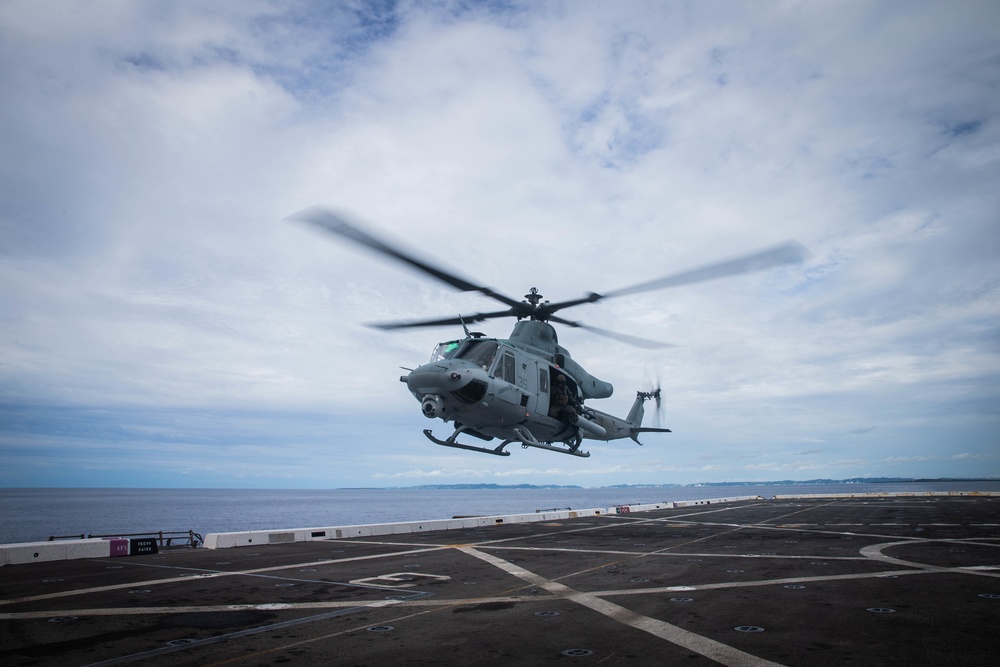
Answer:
(4, 477, 998, 491)
(4, 481, 999, 544)
(375, 477, 1000, 491)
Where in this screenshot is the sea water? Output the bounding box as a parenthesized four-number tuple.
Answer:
(2, 481, 998, 544)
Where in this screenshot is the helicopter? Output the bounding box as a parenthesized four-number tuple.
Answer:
(289, 206, 808, 458)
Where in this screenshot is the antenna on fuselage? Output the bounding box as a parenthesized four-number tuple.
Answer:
(459, 315, 486, 339)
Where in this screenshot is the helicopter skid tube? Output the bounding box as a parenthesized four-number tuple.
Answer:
(506, 426, 590, 458)
(422, 429, 511, 456)
(513, 440, 591, 458)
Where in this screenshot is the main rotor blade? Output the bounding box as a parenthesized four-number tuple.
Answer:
(548, 315, 675, 349)
(370, 310, 515, 330)
(596, 241, 810, 301)
(287, 206, 522, 308)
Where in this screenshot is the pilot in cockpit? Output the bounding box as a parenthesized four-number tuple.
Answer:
(461, 340, 498, 372)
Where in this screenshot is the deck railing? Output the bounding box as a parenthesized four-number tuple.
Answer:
(47, 530, 203, 547)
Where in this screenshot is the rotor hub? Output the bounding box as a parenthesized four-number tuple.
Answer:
(524, 287, 544, 306)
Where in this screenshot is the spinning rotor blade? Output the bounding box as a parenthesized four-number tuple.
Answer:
(651, 379, 663, 427)
(596, 241, 810, 301)
(370, 309, 515, 330)
(287, 206, 522, 309)
(289, 205, 810, 348)
(548, 315, 674, 349)
(533, 242, 808, 347)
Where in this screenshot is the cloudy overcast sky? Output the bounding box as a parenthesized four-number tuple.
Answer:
(1, 1, 997, 489)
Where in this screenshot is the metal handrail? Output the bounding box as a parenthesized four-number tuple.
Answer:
(47, 530, 203, 547)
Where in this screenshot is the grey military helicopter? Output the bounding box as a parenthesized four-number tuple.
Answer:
(289, 206, 808, 458)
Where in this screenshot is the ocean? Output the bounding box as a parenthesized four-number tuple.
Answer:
(2, 481, 998, 545)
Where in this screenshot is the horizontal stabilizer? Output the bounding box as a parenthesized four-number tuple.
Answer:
(629, 426, 671, 446)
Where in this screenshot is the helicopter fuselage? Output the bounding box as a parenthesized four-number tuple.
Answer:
(400, 321, 665, 456)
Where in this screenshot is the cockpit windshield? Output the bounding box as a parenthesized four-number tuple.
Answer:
(456, 340, 499, 372)
(430, 340, 464, 363)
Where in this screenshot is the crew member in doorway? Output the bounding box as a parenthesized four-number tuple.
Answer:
(550, 374, 584, 451)
(549, 374, 576, 418)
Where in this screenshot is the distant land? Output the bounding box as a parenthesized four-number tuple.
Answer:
(391, 477, 999, 490)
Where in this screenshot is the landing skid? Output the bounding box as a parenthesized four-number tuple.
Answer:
(512, 439, 590, 458)
(422, 425, 590, 458)
(423, 429, 511, 456)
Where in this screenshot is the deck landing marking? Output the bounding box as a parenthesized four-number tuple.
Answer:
(460, 546, 785, 667)
(78, 599, 405, 667)
(349, 572, 451, 587)
(0, 547, 444, 607)
(587, 569, 929, 598)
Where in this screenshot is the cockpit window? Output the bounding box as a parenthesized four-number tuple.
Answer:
(457, 340, 499, 372)
(430, 340, 464, 363)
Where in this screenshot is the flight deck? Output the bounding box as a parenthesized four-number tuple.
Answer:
(2, 494, 998, 666)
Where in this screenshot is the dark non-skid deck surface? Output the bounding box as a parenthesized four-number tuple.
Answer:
(2, 497, 999, 666)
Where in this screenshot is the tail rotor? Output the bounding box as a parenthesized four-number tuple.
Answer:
(639, 368, 664, 427)
(637, 387, 663, 427)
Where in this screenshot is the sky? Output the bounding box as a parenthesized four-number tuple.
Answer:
(1, 0, 998, 489)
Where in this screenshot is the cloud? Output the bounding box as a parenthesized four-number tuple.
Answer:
(950, 452, 997, 461)
(883, 456, 937, 464)
(1, 1, 998, 488)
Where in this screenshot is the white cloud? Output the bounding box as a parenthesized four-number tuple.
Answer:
(1, 1, 998, 488)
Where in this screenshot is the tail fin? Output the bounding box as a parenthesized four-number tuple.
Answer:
(628, 389, 671, 444)
(626, 396, 645, 427)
